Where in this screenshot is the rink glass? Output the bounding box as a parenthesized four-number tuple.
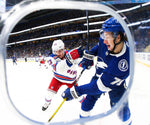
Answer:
(0, 0, 134, 125)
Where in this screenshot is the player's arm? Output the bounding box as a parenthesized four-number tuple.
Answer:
(62, 65, 128, 101)
(78, 49, 96, 70)
(65, 46, 84, 67)
(78, 40, 100, 69)
(61, 73, 118, 101)
(78, 50, 95, 69)
(47, 55, 58, 66)
(52, 46, 84, 73)
(50, 46, 84, 76)
(61, 80, 103, 101)
(88, 37, 103, 56)
(89, 43, 99, 56)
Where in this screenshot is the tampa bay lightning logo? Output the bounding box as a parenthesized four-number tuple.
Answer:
(118, 59, 128, 72)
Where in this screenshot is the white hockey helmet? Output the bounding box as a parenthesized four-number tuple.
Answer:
(52, 39, 65, 54)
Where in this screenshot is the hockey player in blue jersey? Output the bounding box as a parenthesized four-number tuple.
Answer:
(62, 17, 132, 124)
(12, 55, 17, 65)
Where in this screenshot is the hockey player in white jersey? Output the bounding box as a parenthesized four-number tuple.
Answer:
(42, 39, 84, 111)
(62, 17, 132, 124)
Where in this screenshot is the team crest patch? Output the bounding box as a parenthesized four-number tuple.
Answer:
(118, 59, 128, 72)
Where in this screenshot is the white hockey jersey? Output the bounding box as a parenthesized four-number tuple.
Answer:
(47, 51, 79, 83)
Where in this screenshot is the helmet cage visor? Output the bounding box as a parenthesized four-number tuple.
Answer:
(99, 29, 118, 40)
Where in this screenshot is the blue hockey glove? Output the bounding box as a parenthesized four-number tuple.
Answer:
(61, 86, 81, 101)
(78, 50, 94, 69)
(76, 45, 84, 58)
(66, 46, 84, 66)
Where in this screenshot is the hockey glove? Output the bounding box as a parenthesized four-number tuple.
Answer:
(61, 86, 81, 101)
(66, 46, 84, 66)
(78, 50, 94, 69)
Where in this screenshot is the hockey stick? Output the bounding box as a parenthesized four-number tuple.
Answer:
(48, 97, 67, 122)
(48, 67, 86, 122)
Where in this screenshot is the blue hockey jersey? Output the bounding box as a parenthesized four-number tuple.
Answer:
(90, 38, 129, 91)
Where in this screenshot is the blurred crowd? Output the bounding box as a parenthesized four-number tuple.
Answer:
(7, 37, 98, 59)
(134, 29, 150, 52)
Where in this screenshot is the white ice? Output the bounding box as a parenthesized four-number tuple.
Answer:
(0, 60, 150, 125)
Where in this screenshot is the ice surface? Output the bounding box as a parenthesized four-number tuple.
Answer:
(0, 60, 150, 125)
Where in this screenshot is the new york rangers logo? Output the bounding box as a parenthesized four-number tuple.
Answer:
(118, 59, 128, 72)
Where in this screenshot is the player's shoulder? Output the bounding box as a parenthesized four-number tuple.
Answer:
(65, 50, 70, 53)
(50, 53, 58, 59)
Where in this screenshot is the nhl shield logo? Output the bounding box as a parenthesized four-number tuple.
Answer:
(118, 59, 128, 72)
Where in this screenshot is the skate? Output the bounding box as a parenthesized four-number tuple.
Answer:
(42, 101, 51, 111)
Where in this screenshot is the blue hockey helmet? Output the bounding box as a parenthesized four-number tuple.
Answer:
(102, 17, 125, 34)
(100, 17, 125, 54)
